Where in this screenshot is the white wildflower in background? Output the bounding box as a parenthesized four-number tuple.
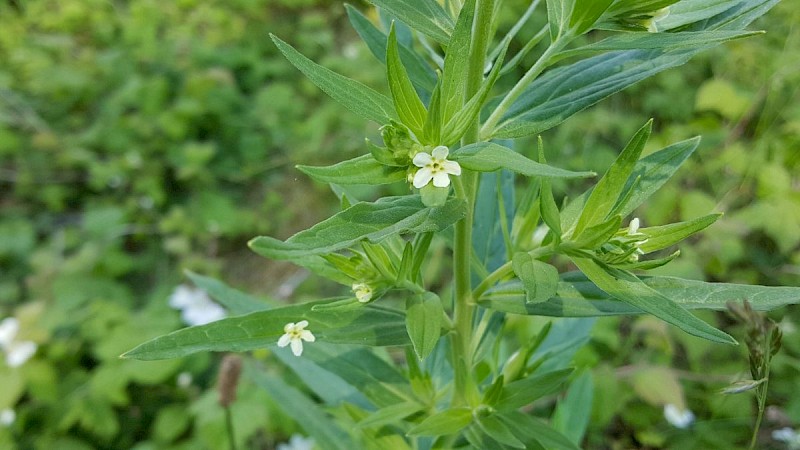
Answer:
(278, 321, 315, 357)
(773, 427, 800, 449)
(0, 317, 37, 368)
(664, 404, 695, 429)
(277, 434, 315, 450)
(168, 284, 226, 326)
(412, 145, 461, 189)
(352, 282, 373, 303)
(176, 372, 193, 389)
(0, 408, 15, 427)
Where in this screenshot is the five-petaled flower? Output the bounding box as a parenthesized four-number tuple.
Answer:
(412, 145, 461, 189)
(352, 282, 373, 303)
(278, 320, 315, 356)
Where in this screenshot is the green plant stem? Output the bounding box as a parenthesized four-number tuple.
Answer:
(449, 0, 495, 409)
(472, 245, 553, 300)
(750, 363, 772, 449)
(225, 406, 237, 450)
(480, 39, 565, 139)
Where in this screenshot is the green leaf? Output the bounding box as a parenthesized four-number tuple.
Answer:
(346, 5, 436, 92)
(270, 34, 397, 125)
(439, 0, 476, 126)
(554, 30, 762, 62)
(540, 181, 562, 238)
(249, 196, 466, 261)
(639, 214, 721, 253)
(570, 0, 614, 34)
(562, 215, 622, 253)
(481, 272, 800, 317)
(387, 25, 428, 135)
(358, 401, 423, 429)
(476, 415, 525, 449)
(185, 270, 271, 315)
(552, 370, 593, 445)
(441, 42, 507, 145)
(499, 411, 582, 450)
(365, 0, 454, 44)
(406, 292, 443, 360)
(451, 142, 595, 179)
(422, 79, 443, 143)
(546, 0, 574, 40)
(657, 0, 746, 30)
(570, 258, 736, 344)
(248, 368, 356, 450)
(512, 253, 559, 304)
(496, 368, 573, 411)
(297, 154, 406, 185)
(122, 299, 408, 360)
(407, 407, 473, 436)
(573, 120, 651, 237)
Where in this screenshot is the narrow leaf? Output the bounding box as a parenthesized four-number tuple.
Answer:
(570, 257, 736, 344)
(357, 401, 423, 429)
(439, 0, 476, 125)
(570, 0, 614, 34)
(406, 292, 443, 360)
(271, 34, 397, 125)
(407, 408, 473, 436)
(552, 370, 593, 444)
(500, 411, 582, 450)
(639, 214, 721, 253)
(185, 270, 271, 315)
(365, 0, 454, 44)
(297, 154, 406, 185)
(387, 25, 428, 135)
(451, 142, 595, 179)
(476, 415, 525, 449)
(496, 368, 573, 411)
(249, 196, 466, 261)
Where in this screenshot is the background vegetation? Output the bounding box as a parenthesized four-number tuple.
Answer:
(0, 0, 797, 448)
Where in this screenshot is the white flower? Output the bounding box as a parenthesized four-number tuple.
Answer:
(0, 317, 37, 368)
(627, 217, 641, 235)
(277, 434, 315, 450)
(177, 372, 193, 389)
(168, 284, 227, 326)
(277, 321, 315, 357)
(352, 282, 373, 303)
(664, 404, 695, 429)
(412, 145, 461, 189)
(773, 427, 800, 449)
(0, 408, 14, 427)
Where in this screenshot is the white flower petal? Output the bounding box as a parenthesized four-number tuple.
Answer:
(277, 334, 291, 347)
(0, 408, 15, 427)
(664, 404, 695, 429)
(431, 145, 449, 159)
(412, 152, 432, 168)
(0, 317, 20, 347)
(628, 218, 640, 235)
(296, 320, 309, 329)
(6, 341, 36, 367)
(300, 330, 315, 342)
(284, 322, 295, 333)
(413, 168, 434, 188)
(432, 171, 451, 188)
(442, 160, 461, 176)
(290, 338, 304, 356)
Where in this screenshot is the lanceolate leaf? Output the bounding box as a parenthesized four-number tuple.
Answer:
(439, 0, 476, 125)
(122, 300, 408, 360)
(496, 368, 573, 411)
(271, 34, 397, 125)
(365, 0, 454, 44)
(346, 5, 436, 92)
(406, 292, 443, 360)
(407, 408, 473, 436)
(639, 213, 722, 253)
(499, 411, 581, 450)
(553, 30, 761, 62)
(451, 142, 595, 179)
(249, 196, 466, 261)
(297, 154, 406, 185)
(480, 272, 800, 317)
(387, 25, 428, 135)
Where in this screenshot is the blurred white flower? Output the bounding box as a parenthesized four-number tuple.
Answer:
(352, 282, 373, 303)
(277, 434, 315, 450)
(0, 317, 37, 368)
(176, 372, 193, 389)
(412, 146, 461, 189)
(169, 285, 226, 326)
(773, 427, 800, 449)
(0, 408, 15, 427)
(664, 404, 695, 429)
(277, 321, 315, 357)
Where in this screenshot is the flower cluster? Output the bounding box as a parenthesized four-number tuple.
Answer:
(0, 317, 37, 368)
(168, 284, 227, 326)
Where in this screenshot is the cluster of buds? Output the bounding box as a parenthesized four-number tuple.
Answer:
(595, 218, 650, 265)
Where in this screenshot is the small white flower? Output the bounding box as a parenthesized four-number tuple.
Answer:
(664, 404, 695, 429)
(352, 283, 373, 303)
(773, 427, 800, 449)
(0, 408, 14, 427)
(412, 145, 461, 189)
(177, 372, 193, 389)
(277, 321, 315, 357)
(168, 285, 227, 326)
(627, 217, 641, 235)
(0, 317, 37, 368)
(277, 434, 315, 450)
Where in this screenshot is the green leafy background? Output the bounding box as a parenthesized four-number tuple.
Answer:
(0, 0, 798, 449)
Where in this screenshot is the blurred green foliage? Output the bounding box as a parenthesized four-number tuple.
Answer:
(0, 0, 798, 448)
